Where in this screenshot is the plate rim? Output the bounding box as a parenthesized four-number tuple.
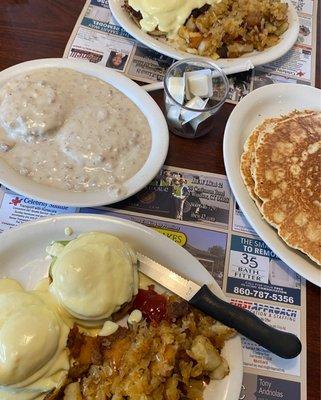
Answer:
(223, 83, 321, 287)
(0, 58, 169, 207)
(0, 213, 243, 400)
(109, 0, 299, 71)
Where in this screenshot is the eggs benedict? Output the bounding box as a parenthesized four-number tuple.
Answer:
(49, 232, 138, 325)
(0, 279, 69, 400)
(127, 0, 220, 37)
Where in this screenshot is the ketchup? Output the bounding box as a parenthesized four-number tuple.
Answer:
(132, 286, 167, 323)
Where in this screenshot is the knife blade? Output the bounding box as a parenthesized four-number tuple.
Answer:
(137, 253, 302, 359)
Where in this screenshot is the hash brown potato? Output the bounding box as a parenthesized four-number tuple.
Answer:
(125, 0, 289, 59)
(48, 295, 235, 400)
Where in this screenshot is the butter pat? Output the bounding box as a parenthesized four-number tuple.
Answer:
(168, 77, 185, 104)
(167, 104, 181, 120)
(99, 320, 119, 336)
(190, 111, 212, 131)
(128, 309, 143, 324)
(167, 105, 182, 129)
(185, 69, 213, 99)
(181, 96, 209, 124)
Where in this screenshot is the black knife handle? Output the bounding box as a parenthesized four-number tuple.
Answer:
(189, 285, 301, 359)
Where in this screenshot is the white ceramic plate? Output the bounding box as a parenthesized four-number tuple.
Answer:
(0, 213, 243, 400)
(110, 0, 299, 72)
(0, 58, 169, 207)
(223, 83, 321, 286)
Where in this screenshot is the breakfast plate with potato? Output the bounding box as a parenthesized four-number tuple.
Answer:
(0, 214, 243, 400)
(110, 0, 299, 72)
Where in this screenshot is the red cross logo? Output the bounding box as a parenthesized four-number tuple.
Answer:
(9, 197, 22, 206)
(297, 71, 305, 77)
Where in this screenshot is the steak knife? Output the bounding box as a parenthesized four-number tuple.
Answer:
(137, 253, 301, 359)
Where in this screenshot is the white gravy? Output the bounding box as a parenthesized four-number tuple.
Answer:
(0, 68, 151, 193)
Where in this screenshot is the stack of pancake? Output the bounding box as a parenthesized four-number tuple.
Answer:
(240, 110, 321, 265)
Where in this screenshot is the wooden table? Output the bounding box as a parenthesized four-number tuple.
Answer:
(0, 1, 320, 398)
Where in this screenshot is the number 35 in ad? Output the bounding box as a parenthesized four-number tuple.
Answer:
(226, 235, 301, 306)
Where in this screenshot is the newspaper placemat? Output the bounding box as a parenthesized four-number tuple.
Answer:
(64, 0, 318, 104)
(0, 164, 307, 399)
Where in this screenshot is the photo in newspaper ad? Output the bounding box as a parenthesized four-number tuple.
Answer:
(68, 25, 134, 71)
(259, 45, 313, 82)
(111, 166, 231, 228)
(87, 0, 114, 21)
(79, 207, 228, 287)
(291, 0, 314, 15)
(83, 1, 130, 37)
(127, 45, 173, 82)
(226, 235, 302, 305)
(240, 373, 300, 400)
(252, 68, 310, 89)
(232, 201, 258, 236)
(226, 70, 253, 103)
(298, 15, 313, 46)
(231, 298, 301, 376)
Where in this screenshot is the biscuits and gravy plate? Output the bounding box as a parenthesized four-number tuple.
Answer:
(0, 213, 243, 400)
(0, 58, 168, 207)
(223, 83, 321, 286)
(109, 0, 299, 72)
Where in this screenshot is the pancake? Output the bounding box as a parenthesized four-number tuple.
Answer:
(240, 111, 312, 210)
(253, 111, 321, 265)
(251, 111, 314, 185)
(241, 124, 264, 208)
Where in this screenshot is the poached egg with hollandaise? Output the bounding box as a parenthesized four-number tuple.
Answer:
(0, 279, 69, 400)
(49, 232, 138, 325)
(128, 0, 221, 36)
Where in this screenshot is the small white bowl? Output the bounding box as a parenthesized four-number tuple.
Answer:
(0, 58, 169, 207)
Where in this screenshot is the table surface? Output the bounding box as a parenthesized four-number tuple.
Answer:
(0, 1, 320, 398)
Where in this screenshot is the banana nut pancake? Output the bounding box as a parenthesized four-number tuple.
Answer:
(253, 111, 321, 265)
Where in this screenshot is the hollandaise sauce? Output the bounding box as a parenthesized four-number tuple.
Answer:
(49, 232, 138, 325)
(0, 279, 69, 400)
(129, 0, 220, 36)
